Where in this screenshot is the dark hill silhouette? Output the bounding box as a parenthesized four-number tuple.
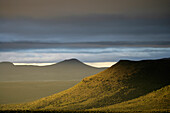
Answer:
(56, 58, 85, 65)
(1, 58, 169, 111)
(49, 58, 95, 69)
(0, 59, 105, 81)
(0, 62, 14, 67)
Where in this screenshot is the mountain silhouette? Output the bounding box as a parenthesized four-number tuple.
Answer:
(1, 58, 169, 111)
(49, 58, 95, 69)
(0, 62, 14, 67)
(0, 59, 105, 81)
(56, 58, 85, 65)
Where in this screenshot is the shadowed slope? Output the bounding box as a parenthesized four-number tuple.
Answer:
(55, 59, 86, 66)
(91, 85, 170, 112)
(0, 59, 170, 110)
(0, 62, 14, 66)
(0, 59, 105, 81)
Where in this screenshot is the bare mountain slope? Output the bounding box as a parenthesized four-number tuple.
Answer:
(0, 59, 105, 81)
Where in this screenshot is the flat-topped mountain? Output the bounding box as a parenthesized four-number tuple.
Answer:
(0, 59, 105, 81)
(1, 58, 169, 111)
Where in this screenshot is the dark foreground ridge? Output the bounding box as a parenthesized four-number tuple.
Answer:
(0, 58, 170, 112)
(0, 110, 169, 113)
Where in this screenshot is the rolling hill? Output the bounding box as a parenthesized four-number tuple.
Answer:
(0, 59, 105, 81)
(1, 58, 169, 111)
(91, 85, 170, 112)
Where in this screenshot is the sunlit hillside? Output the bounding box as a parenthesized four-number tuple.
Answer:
(1, 58, 169, 112)
(91, 85, 170, 112)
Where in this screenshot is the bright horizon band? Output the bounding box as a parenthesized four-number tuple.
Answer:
(13, 62, 117, 68)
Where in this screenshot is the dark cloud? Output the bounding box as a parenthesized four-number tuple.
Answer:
(0, 0, 170, 18)
(0, 15, 170, 43)
(0, 41, 170, 51)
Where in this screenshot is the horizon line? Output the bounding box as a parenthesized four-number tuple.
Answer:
(13, 62, 117, 68)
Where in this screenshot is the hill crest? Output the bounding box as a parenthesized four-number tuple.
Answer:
(0, 62, 14, 66)
(1, 58, 169, 110)
(52, 58, 89, 67)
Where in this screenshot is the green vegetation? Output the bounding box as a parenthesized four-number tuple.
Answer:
(0, 59, 169, 112)
(0, 80, 79, 104)
(91, 85, 170, 112)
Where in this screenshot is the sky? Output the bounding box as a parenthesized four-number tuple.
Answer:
(0, 0, 170, 67)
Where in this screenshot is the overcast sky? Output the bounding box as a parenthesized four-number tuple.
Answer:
(0, 0, 170, 64)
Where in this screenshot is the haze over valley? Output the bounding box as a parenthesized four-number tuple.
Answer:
(0, 0, 170, 112)
(0, 59, 105, 104)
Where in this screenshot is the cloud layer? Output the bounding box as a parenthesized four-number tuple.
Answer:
(0, 1, 170, 63)
(0, 15, 170, 43)
(1, 0, 170, 18)
(1, 47, 170, 63)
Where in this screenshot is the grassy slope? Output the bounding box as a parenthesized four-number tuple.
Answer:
(91, 85, 170, 112)
(0, 59, 170, 111)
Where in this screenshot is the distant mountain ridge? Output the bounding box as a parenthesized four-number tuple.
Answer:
(50, 58, 95, 68)
(0, 59, 106, 81)
(56, 58, 84, 65)
(0, 58, 89, 67)
(0, 62, 14, 66)
(1, 58, 169, 111)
